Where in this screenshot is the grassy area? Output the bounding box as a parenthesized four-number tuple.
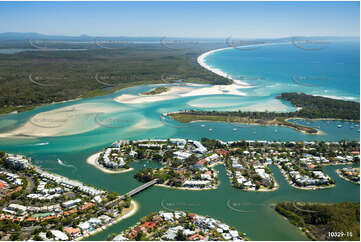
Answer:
(275, 201, 360, 241)
(142, 86, 169, 95)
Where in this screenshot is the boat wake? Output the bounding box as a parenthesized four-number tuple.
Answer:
(57, 158, 77, 173)
(33, 142, 49, 146)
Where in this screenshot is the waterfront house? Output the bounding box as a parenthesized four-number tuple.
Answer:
(78, 221, 91, 230)
(62, 198, 82, 208)
(113, 234, 128, 241)
(50, 230, 69, 241)
(64, 227, 81, 238)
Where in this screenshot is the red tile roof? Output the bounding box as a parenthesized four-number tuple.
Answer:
(64, 227, 81, 235)
(189, 234, 205, 241)
(142, 221, 156, 229)
(216, 150, 229, 155)
(82, 202, 94, 210)
(196, 159, 207, 165)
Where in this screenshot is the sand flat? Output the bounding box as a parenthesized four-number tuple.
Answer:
(0, 103, 124, 138)
(114, 83, 248, 105)
(114, 86, 195, 104)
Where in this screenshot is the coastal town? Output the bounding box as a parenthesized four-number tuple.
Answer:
(0, 152, 136, 241)
(0, 138, 359, 241)
(90, 138, 360, 192)
(110, 210, 247, 241)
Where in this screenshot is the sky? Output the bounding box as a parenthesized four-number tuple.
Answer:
(0, 1, 359, 38)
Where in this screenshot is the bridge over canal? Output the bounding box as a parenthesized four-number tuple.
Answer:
(119, 178, 159, 199)
(106, 179, 159, 207)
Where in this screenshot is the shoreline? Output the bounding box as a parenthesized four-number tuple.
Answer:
(197, 47, 251, 87)
(86, 152, 134, 174)
(76, 200, 138, 241)
(155, 183, 217, 191)
(167, 112, 323, 135)
(288, 117, 360, 123)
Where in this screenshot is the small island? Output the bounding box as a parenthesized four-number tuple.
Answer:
(141, 87, 170, 95)
(109, 210, 247, 241)
(275, 201, 360, 241)
(167, 92, 360, 135)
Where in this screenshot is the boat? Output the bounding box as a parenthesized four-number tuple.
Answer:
(337, 125, 342, 128)
(209, 128, 212, 131)
(201, 124, 205, 127)
(233, 128, 237, 131)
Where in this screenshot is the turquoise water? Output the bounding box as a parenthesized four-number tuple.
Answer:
(0, 39, 359, 240)
(204, 40, 360, 102)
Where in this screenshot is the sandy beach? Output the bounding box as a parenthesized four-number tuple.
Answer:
(197, 47, 252, 87)
(86, 152, 134, 174)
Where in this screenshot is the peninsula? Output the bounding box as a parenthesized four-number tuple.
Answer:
(167, 92, 360, 135)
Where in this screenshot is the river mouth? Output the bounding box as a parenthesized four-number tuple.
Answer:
(0, 41, 359, 241)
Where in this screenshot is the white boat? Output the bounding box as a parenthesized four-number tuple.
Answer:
(337, 125, 342, 128)
(209, 128, 212, 131)
(201, 124, 205, 127)
(233, 128, 237, 131)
